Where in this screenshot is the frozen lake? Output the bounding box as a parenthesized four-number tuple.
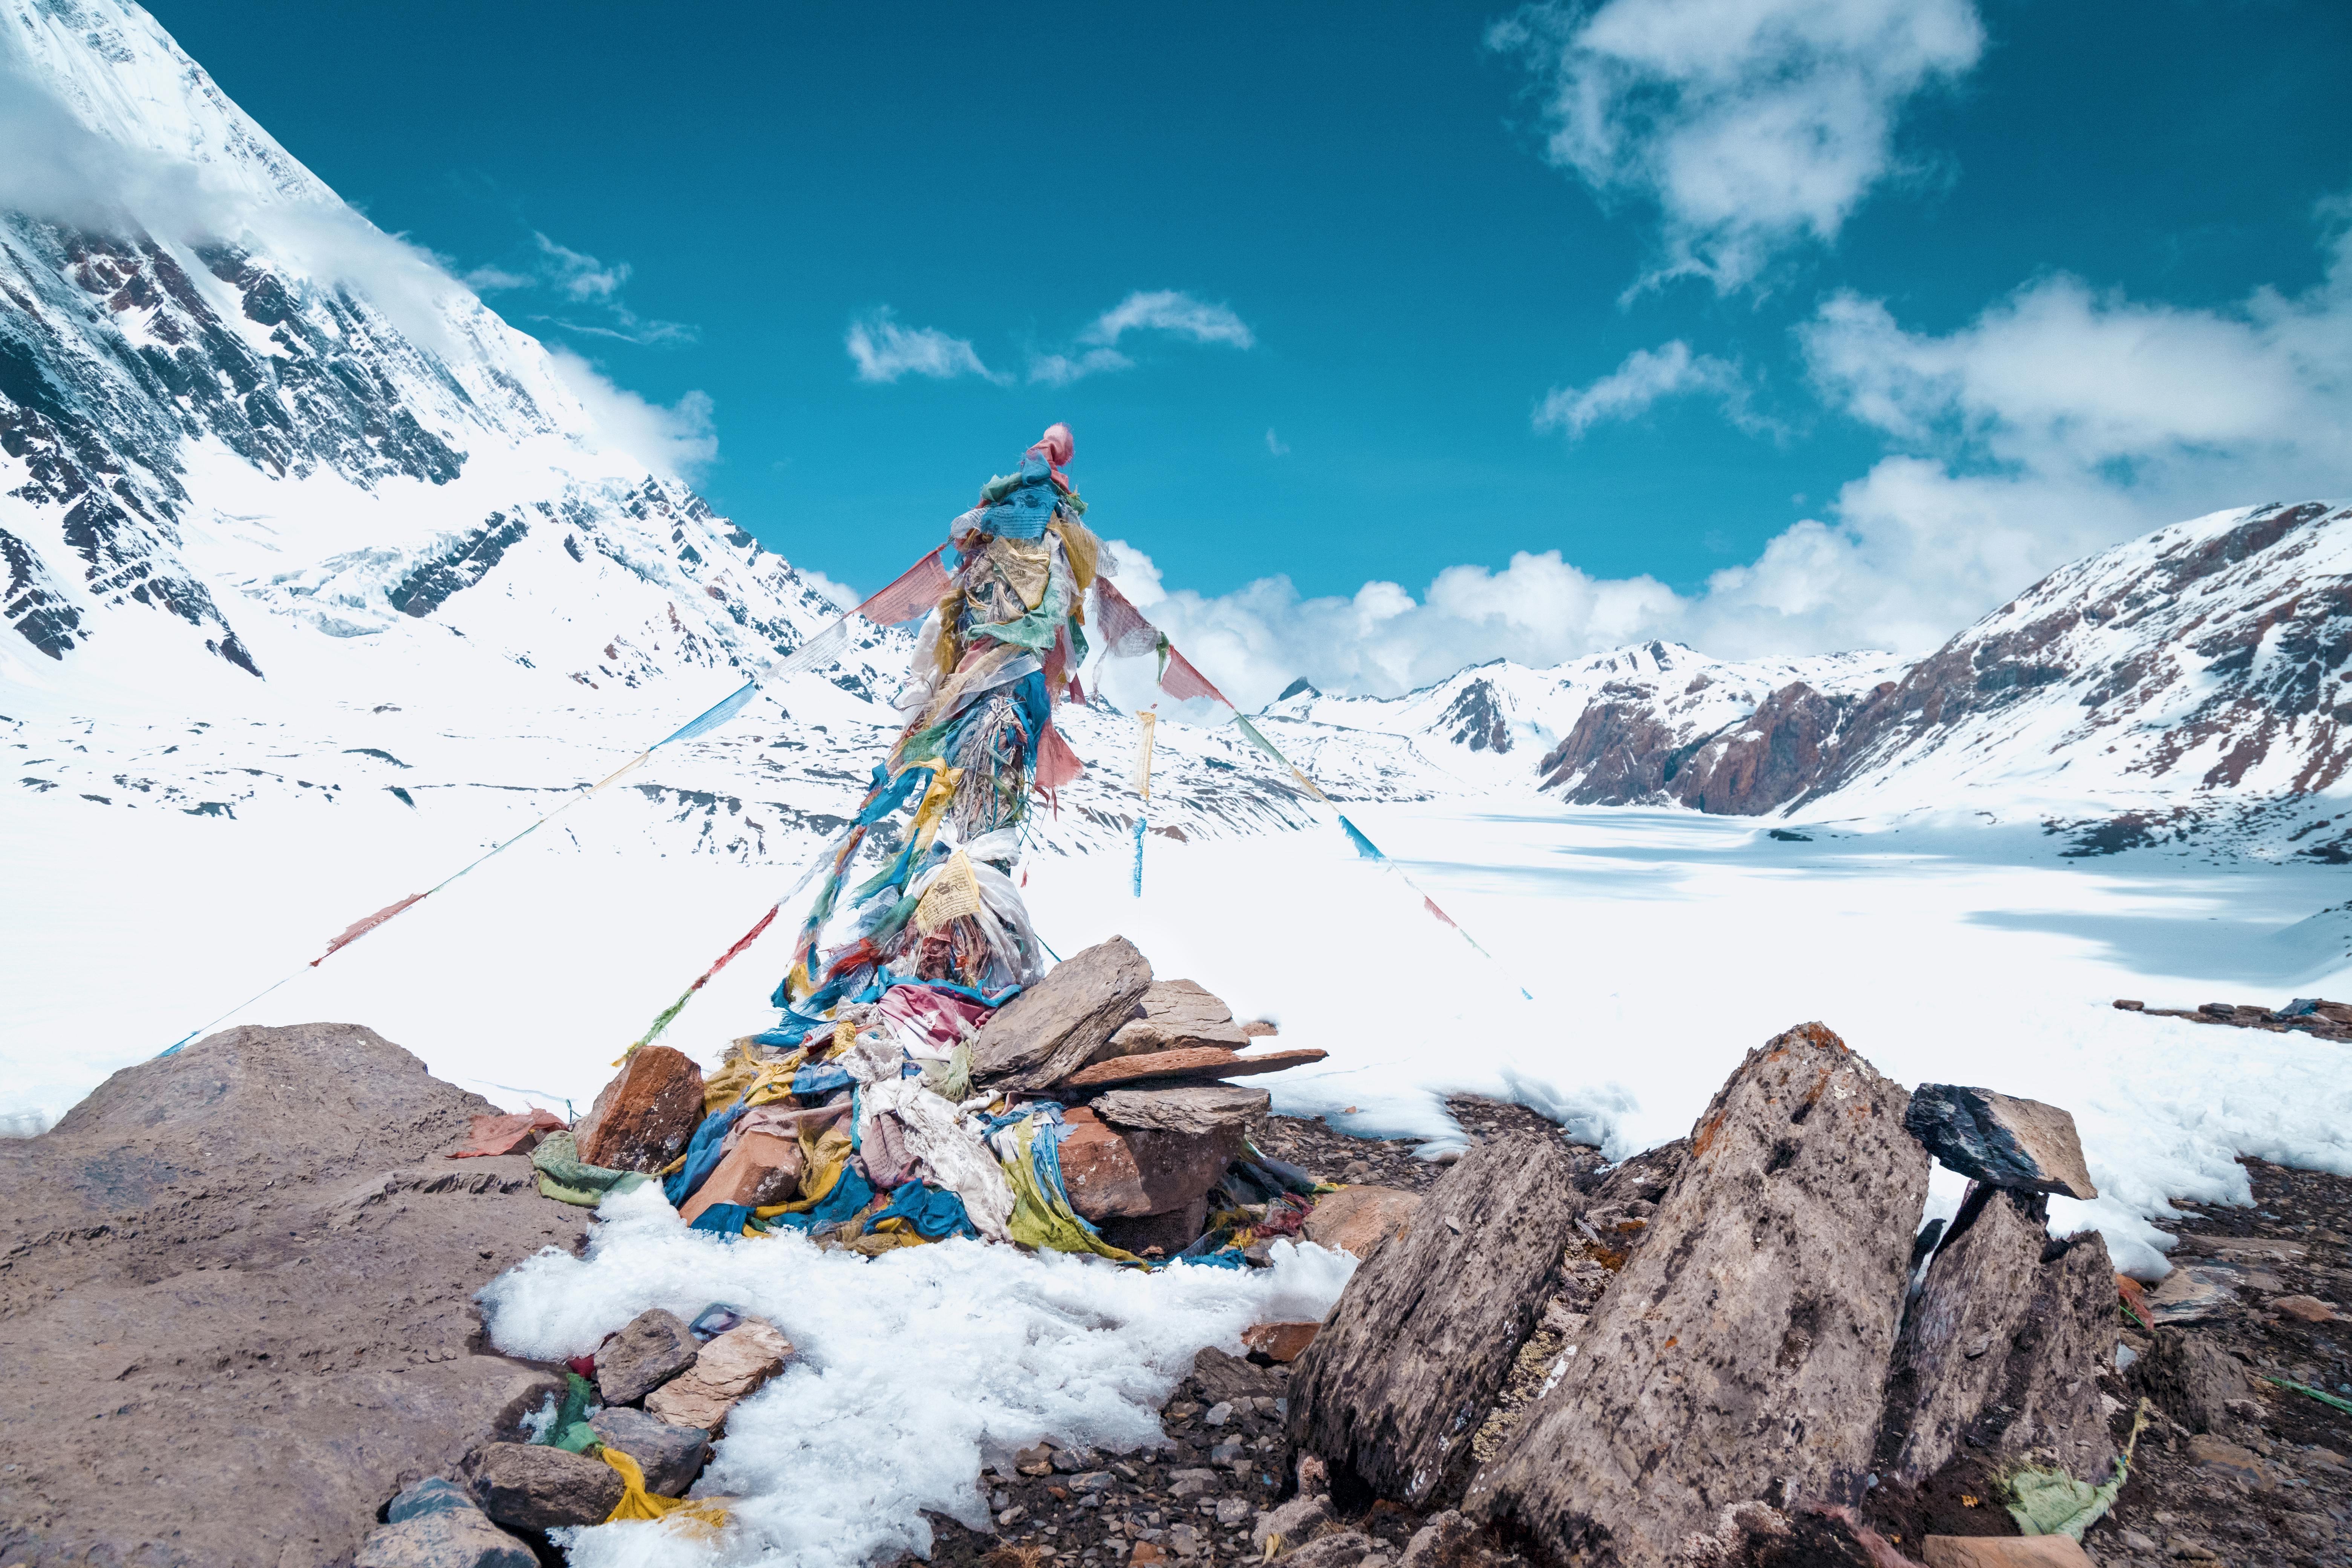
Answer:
(9, 788, 2348, 1271)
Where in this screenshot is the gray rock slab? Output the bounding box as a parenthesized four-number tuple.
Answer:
(464, 1442, 626, 1530)
(1904, 1084, 2098, 1199)
(2135, 1326, 2256, 1435)
(1874, 1187, 2119, 1486)
(386, 1477, 478, 1522)
(1287, 1129, 1589, 1509)
(589, 1405, 710, 1496)
(1090, 1083, 1270, 1135)
(593, 1307, 699, 1405)
(1467, 1021, 1931, 1567)
(1107, 978, 1251, 1055)
(969, 936, 1153, 1090)
(0, 1022, 587, 1568)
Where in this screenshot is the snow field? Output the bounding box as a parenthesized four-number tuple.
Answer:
(479, 1184, 1355, 1568)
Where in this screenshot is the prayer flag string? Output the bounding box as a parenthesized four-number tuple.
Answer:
(158, 545, 953, 1057)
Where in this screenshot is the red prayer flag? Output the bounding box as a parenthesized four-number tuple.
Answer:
(313, 891, 428, 965)
(1158, 647, 1229, 707)
(855, 546, 952, 626)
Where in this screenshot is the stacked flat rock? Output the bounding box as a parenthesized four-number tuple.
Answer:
(1904, 1083, 2098, 1199)
(963, 939, 1329, 1251)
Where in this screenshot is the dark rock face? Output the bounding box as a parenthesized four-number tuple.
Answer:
(1438, 678, 1513, 753)
(0, 1022, 588, 1568)
(1904, 1085, 2098, 1200)
(969, 936, 1153, 1090)
(1537, 680, 1879, 816)
(1467, 1023, 1929, 1565)
(2135, 1327, 2256, 1435)
(388, 514, 531, 618)
(1874, 1188, 2119, 1486)
(592, 1308, 701, 1405)
(1288, 1130, 1592, 1508)
(463, 1443, 626, 1530)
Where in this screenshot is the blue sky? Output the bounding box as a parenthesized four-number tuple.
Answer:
(154, 0, 2352, 698)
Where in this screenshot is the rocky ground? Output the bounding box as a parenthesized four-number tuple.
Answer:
(6, 1027, 2348, 1568)
(0, 1024, 583, 1568)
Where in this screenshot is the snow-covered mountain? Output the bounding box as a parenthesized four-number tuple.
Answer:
(0, 0, 1318, 869)
(1247, 501, 2352, 859)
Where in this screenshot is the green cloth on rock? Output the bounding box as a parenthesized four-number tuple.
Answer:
(531, 1131, 652, 1207)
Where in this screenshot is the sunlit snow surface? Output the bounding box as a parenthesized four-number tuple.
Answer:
(481, 1187, 1353, 1568)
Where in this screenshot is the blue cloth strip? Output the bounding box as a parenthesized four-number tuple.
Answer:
(664, 1103, 748, 1207)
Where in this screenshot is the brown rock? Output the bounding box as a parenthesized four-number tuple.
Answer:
(1191, 1346, 1280, 1404)
(593, 1307, 700, 1406)
(968, 936, 1154, 1090)
(1241, 1019, 1280, 1038)
(1243, 1321, 1321, 1363)
(1106, 978, 1251, 1055)
(677, 1130, 802, 1225)
(645, 1318, 792, 1435)
(2184, 1432, 2270, 1487)
(1902, 1085, 2096, 1200)
(2272, 1293, 2338, 1322)
(463, 1442, 626, 1530)
(1301, 1185, 1423, 1260)
(1057, 1045, 1328, 1090)
(1921, 1536, 2092, 1568)
(574, 1046, 706, 1173)
(1468, 1023, 1930, 1565)
(1056, 1119, 1154, 1217)
(588, 1405, 710, 1496)
(2135, 1327, 2254, 1434)
(1876, 1187, 2119, 1485)
(1056, 1108, 1252, 1221)
(1288, 1131, 1589, 1508)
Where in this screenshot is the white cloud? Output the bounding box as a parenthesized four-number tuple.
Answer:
(533, 232, 628, 299)
(1081, 290, 1256, 350)
(1493, 0, 1984, 292)
(461, 263, 536, 292)
(1089, 208, 2352, 701)
(847, 309, 999, 384)
(547, 348, 718, 483)
(1265, 429, 1291, 456)
(1535, 339, 1757, 436)
(1028, 348, 1133, 387)
(796, 568, 862, 611)
(1027, 291, 1257, 385)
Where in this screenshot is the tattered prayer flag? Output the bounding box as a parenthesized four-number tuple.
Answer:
(657, 681, 758, 747)
(1034, 719, 1084, 794)
(313, 891, 428, 965)
(1337, 814, 1384, 861)
(1423, 897, 1456, 927)
(855, 545, 952, 626)
(1093, 576, 1162, 658)
(1158, 647, 1227, 706)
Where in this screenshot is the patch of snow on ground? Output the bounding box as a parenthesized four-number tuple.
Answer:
(478, 1184, 1354, 1568)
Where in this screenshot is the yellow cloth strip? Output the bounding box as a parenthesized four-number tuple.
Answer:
(599, 1447, 730, 1535)
(1133, 711, 1157, 802)
(914, 849, 984, 935)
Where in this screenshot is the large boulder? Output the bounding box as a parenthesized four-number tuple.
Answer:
(0, 1023, 587, 1568)
(968, 936, 1153, 1090)
(2134, 1326, 2256, 1435)
(1467, 1022, 1930, 1567)
(1903, 1085, 2096, 1200)
(1874, 1187, 2119, 1487)
(1287, 1129, 1591, 1508)
(574, 1045, 705, 1173)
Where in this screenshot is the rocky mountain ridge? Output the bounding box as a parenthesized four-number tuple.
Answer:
(1253, 501, 2352, 860)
